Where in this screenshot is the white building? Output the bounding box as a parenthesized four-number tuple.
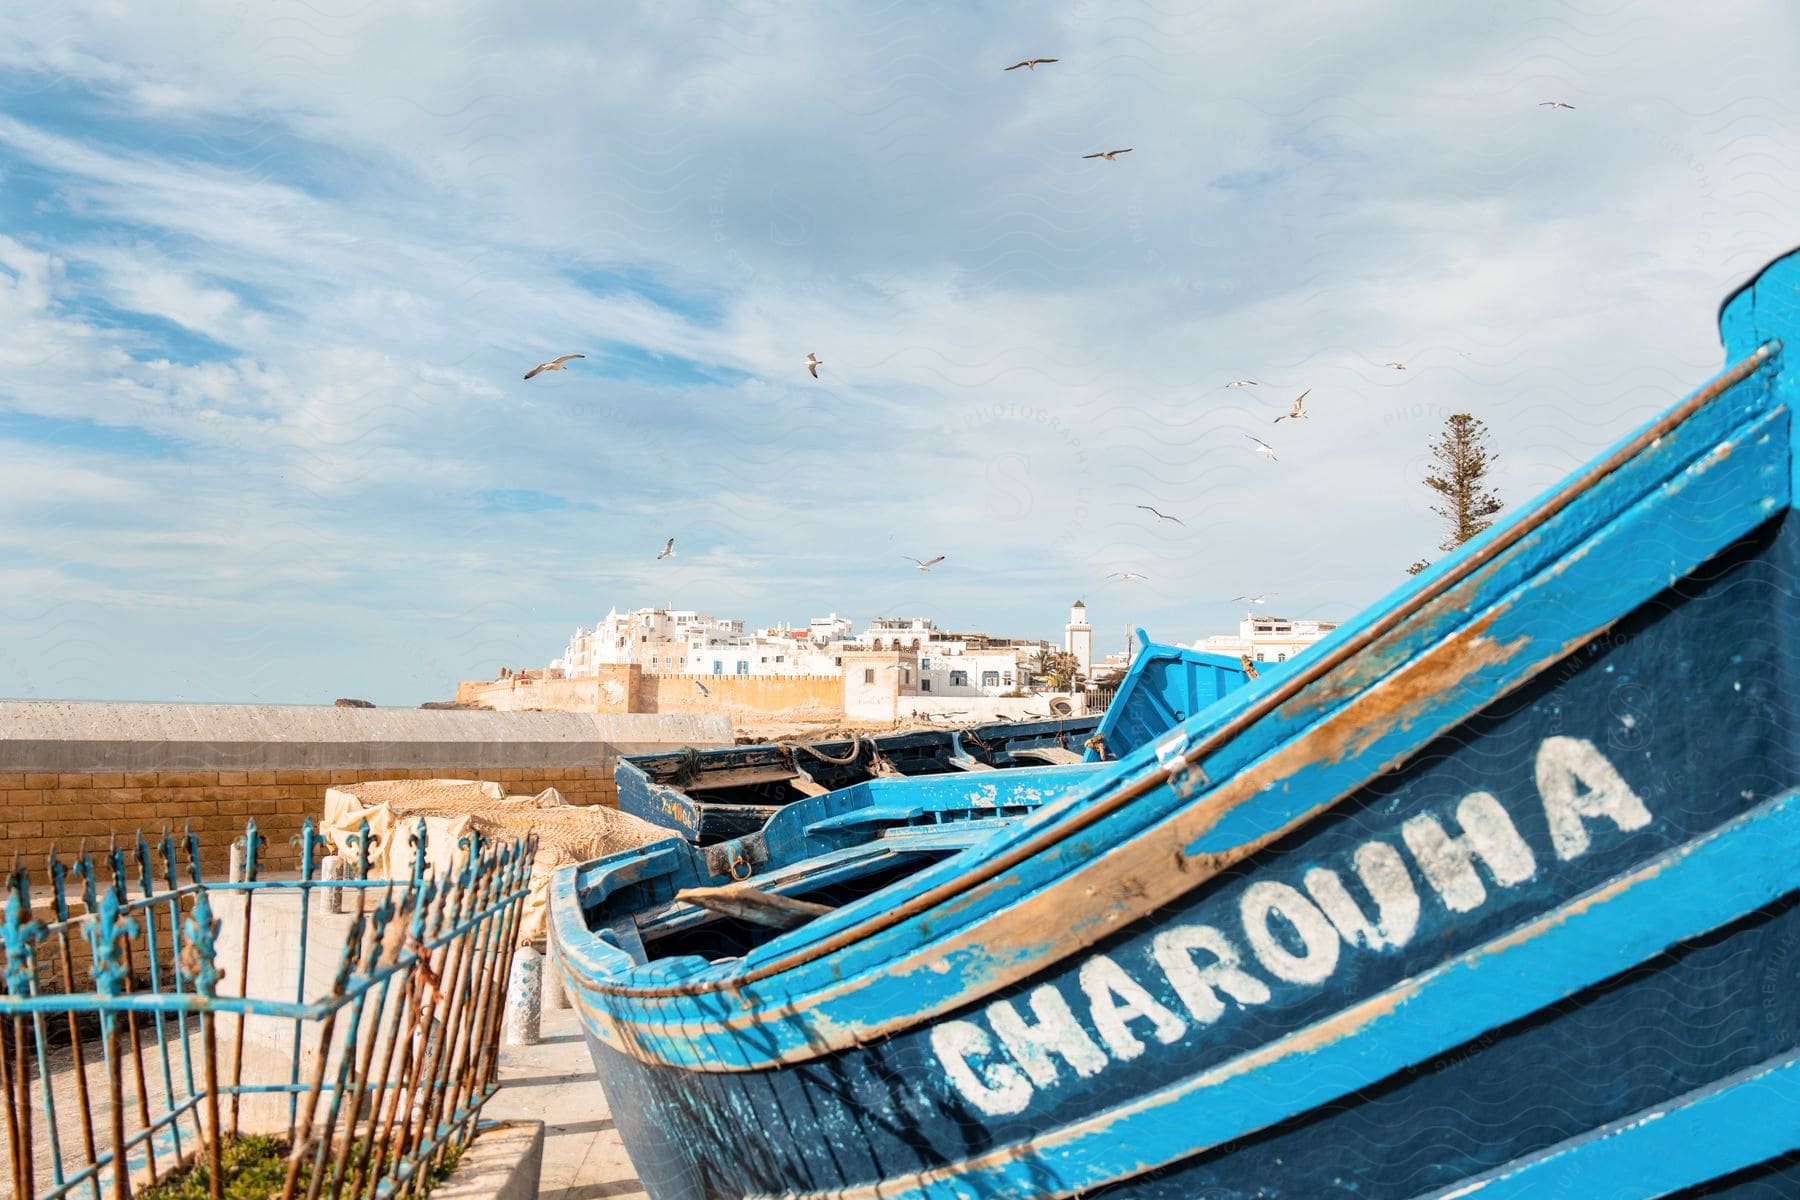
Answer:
(1064, 600, 1092, 677)
(1196, 613, 1342, 666)
(553, 605, 1059, 696)
(554, 607, 824, 679)
(851, 617, 1048, 698)
(555, 606, 1050, 691)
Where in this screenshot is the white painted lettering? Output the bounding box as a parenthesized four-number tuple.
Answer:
(930, 1020, 1033, 1116)
(987, 985, 1108, 1087)
(1078, 955, 1186, 1060)
(1402, 791, 1536, 913)
(1240, 881, 1342, 983)
(1151, 924, 1271, 1023)
(1303, 840, 1420, 952)
(1536, 736, 1652, 859)
(931, 736, 1657, 1106)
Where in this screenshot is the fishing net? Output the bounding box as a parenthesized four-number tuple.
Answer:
(321, 779, 671, 943)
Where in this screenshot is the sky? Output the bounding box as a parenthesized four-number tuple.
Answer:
(1, 0, 1797, 706)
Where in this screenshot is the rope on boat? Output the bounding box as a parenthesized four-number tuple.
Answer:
(669, 745, 704, 788)
(785, 735, 865, 766)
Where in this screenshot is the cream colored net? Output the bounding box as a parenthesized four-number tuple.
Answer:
(320, 779, 671, 943)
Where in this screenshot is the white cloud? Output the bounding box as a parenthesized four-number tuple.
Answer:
(0, 0, 1797, 702)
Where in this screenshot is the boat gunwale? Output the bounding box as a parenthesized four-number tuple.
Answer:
(562, 337, 1780, 1002)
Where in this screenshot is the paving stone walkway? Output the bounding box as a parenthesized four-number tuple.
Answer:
(486, 1007, 649, 1199)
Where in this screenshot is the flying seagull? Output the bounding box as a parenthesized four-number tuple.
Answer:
(905, 555, 946, 572)
(1385, 361, 1407, 370)
(1107, 571, 1149, 582)
(1225, 379, 1259, 388)
(1082, 148, 1133, 161)
(1272, 389, 1311, 423)
(805, 353, 823, 378)
(1540, 100, 1576, 110)
(1233, 592, 1277, 604)
(1005, 58, 1059, 70)
(657, 537, 676, 560)
(1246, 434, 1278, 460)
(1135, 505, 1184, 525)
(694, 680, 710, 697)
(523, 354, 584, 380)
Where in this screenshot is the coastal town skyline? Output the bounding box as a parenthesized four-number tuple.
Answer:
(3, 0, 1797, 708)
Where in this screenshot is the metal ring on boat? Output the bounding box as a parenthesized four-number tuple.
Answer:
(728, 852, 752, 882)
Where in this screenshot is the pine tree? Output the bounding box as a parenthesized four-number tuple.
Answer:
(1412, 413, 1503, 571)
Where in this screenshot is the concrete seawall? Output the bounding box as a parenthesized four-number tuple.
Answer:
(0, 702, 733, 872)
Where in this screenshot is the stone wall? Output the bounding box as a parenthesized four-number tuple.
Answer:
(458, 666, 638, 712)
(0, 702, 732, 875)
(457, 665, 845, 721)
(637, 672, 840, 718)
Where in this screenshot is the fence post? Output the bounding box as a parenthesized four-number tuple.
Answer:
(503, 946, 541, 1046)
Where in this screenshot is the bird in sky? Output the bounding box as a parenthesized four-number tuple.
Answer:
(1385, 361, 1407, 370)
(694, 680, 710, 697)
(1005, 58, 1058, 70)
(523, 354, 584, 380)
(905, 555, 946, 572)
(657, 538, 676, 560)
(1225, 379, 1259, 388)
(1135, 505, 1184, 525)
(805, 353, 823, 378)
(1246, 434, 1278, 460)
(1108, 572, 1150, 582)
(1083, 148, 1133, 161)
(1233, 592, 1277, 604)
(1540, 100, 1576, 110)
(1273, 389, 1311, 424)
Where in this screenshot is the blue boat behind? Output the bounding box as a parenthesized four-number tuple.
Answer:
(1083, 630, 1265, 762)
(615, 714, 1102, 845)
(553, 247, 1800, 1199)
(618, 640, 1255, 844)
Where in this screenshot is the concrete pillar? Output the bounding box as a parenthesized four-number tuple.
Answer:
(543, 941, 569, 1011)
(504, 946, 542, 1046)
(320, 855, 345, 914)
(228, 841, 243, 883)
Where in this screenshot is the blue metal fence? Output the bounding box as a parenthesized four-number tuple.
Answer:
(0, 818, 534, 1199)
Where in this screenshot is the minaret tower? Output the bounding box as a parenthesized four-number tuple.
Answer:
(1064, 599, 1093, 678)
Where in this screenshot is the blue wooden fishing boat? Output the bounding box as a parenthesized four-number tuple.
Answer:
(616, 714, 1102, 844)
(1082, 630, 1266, 762)
(620, 636, 1258, 845)
(552, 247, 1800, 1199)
